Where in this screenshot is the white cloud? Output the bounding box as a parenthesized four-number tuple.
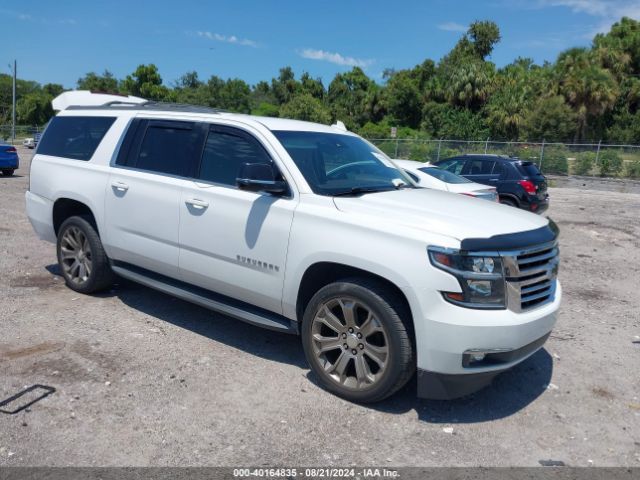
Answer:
(537, 0, 640, 34)
(437, 21, 467, 32)
(298, 48, 373, 68)
(197, 31, 259, 48)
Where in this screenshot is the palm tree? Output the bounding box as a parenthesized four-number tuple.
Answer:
(556, 48, 619, 140)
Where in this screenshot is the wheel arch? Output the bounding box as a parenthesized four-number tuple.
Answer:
(295, 262, 414, 333)
(52, 198, 99, 236)
(499, 192, 520, 207)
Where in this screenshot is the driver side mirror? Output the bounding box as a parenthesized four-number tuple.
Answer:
(236, 163, 287, 195)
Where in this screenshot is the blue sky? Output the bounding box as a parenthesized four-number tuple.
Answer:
(2, 0, 639, 88)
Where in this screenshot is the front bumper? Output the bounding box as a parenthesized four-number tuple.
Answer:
(417, 332, 550, 399)
(405, 281, 561, 400)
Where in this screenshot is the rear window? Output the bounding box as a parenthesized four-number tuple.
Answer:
(517, 162, 543, 177)
(37, 116, 116, 161)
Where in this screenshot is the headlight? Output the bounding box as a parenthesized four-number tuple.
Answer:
(428, 247, 506, 309)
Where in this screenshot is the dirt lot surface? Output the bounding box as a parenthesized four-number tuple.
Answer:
(1, 147, 639, 467)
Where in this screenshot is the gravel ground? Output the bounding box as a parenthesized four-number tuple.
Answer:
(1, 147, 639, 467)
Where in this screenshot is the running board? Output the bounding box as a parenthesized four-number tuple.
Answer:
(111, 264, 297, 334)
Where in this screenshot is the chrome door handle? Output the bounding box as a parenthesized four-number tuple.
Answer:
(111, 181, 129, 192)
(186, 198, 209, 209)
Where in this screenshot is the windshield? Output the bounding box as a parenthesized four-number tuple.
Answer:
(418, 166, 472, 184)
(273, 131, 414, 196)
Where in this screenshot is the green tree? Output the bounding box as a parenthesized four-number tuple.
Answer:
(121, 64, 173, 101)
(598, 150, 623, 177)
(522, 96, 576, 142)
(77, 70, 119, 92)
(271, 67, 299, 105)
(16, 93, 54, 125)
(422, 102, 488, 139)
(556, 48, 619, 140)
(540, 146, 569, 175)
(384, 70, 422, 129)
(43, 83, 64, 98)
(574, 152, 596, 175)
(279, 94, 331, 124)
(468, 20, 501, 59)
(327, 67, 377, 129)
(626, 159, 640, 178)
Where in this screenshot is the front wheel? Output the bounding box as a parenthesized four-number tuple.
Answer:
(56, 215, 114, 294)
(301, 278, 415, 403)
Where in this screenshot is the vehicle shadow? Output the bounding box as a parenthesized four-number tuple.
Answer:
(108, 276, 307, 369)
(45, 263, 553, 422)
(365, 348, 553, 423)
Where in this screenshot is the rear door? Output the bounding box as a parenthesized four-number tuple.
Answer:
(104, 118, 205, 278)
(460, 157, 495, 186)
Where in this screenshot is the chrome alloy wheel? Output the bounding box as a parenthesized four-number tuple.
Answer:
(311, 297, 389, 390)
(60, 226, 92, 285)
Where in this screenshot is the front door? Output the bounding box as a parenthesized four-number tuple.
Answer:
(178, 125, 296, 314)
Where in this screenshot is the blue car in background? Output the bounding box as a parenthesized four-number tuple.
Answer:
(0, 144, 19, 176)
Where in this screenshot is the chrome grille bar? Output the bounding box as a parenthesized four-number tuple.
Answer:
(501, 241, 559, 312)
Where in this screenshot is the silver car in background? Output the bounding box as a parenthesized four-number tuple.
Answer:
(394, 159, 498, 201)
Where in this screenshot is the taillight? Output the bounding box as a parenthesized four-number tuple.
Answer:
(518, 180, 537, 194)
(6, 147, 16, 153)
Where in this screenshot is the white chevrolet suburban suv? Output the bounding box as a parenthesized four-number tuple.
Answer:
(26, 91, 561, 403)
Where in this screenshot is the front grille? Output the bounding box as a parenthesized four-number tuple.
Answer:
(503, 242, 559, 312)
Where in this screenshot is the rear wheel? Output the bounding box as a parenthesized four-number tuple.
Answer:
(1, 170, 14, 177)
(301, 278, 415, 403)
(57, 215, 113, 294)
(500, 197, 517, 207)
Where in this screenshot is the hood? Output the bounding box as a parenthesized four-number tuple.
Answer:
(333, 188, 548, 244)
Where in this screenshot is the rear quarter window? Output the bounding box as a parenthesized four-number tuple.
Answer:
(36, 116, 116, 161)
(517, 162, 543, 177)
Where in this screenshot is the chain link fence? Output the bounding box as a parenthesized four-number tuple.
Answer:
(367, 138, 640, 179)
(0, 124, 45, 144)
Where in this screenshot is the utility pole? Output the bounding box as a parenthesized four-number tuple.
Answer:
(10, 60, 16, 143)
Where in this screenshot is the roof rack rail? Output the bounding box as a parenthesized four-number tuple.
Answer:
(52, 91, 226, 115)
(66, 101, 226, 114)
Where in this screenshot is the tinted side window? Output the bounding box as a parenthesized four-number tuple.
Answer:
(198, 127, 272, 186)
(462, 159, 494, 175)
(438, 158, 465, 175)
(492, 162, 505, 177)
(37, 116, 116, 161)
(134, 121, 201, 177)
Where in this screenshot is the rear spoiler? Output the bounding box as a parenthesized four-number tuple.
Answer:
(52, 91, 147, 111)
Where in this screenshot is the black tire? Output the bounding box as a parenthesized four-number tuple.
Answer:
(301, 277, 415, 403)
(500, 197, 517, 208)
(56, 215, 114, 294)
(1, 170, 14, 177)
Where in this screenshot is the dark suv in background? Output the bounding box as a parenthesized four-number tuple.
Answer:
(434, 154, 549, 213)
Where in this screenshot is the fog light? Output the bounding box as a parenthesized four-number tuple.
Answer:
(470, 352, 485, 363)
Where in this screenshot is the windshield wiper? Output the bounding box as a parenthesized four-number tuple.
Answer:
(331, 186, 397, 197)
